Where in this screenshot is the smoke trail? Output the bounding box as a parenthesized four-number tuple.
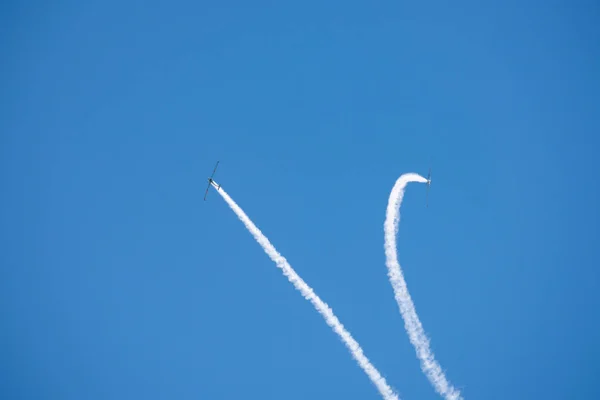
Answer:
(384, 173, 462, 400)
(212, 181, 399, 400)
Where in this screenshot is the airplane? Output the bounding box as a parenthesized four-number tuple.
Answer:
(204, 161, 221, 201)
(426, 167, 431, 207)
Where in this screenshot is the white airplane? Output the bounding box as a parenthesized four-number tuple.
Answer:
(426, 167, 431, 207)
(204, 161, 221, 201)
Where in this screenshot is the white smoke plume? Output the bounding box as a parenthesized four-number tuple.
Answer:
(212, 181, 399, 400)
(384, 173, 462, 400)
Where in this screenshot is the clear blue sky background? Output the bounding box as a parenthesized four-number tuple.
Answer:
(2, 1, 599, 399)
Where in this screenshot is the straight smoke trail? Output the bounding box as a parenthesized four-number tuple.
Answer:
(384, 173, 462, 400)
(212, 181, 399, 400)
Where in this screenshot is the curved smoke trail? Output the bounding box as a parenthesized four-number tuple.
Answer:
(213, 182, 399, 400)
(384, 173, 462, 400)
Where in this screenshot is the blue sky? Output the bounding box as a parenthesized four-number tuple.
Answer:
(2, 1, 599, 399)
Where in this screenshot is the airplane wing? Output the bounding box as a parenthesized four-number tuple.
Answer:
(204, 161, 220, 201)
(204, 161, 221, 201)
(426, 167, 431, 207)
(210, 161, 220, 179)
